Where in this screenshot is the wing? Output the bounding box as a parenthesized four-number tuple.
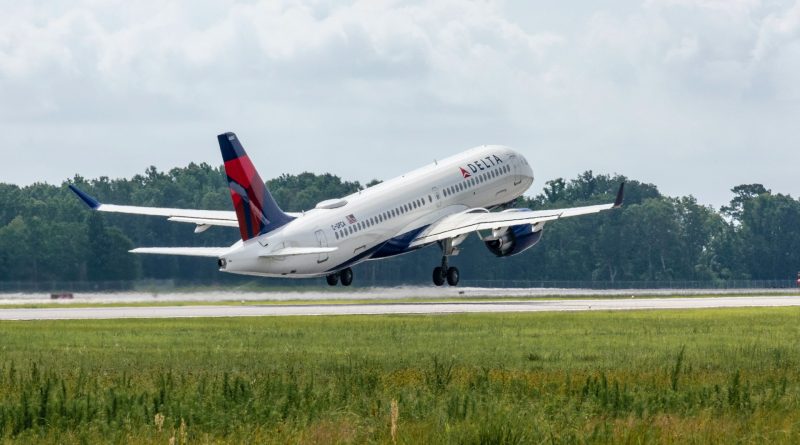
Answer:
(410, 183, 625, 248)
(69, 185, 240, 231)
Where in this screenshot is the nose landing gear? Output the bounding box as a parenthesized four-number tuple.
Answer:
(326, 267, 353, 286)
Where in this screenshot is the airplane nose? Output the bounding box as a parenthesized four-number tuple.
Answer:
(526, 164, 534, 182)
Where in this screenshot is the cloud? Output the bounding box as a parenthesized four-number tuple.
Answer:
(0, 0, 798, 207)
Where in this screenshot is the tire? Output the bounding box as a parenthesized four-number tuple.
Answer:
(446, 266, 460, 286)
(340, 268, 354, 286)
(432, 267, 445, 286)
(326, 274, 339, 286)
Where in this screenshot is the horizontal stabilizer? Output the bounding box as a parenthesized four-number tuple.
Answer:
(260, 246, 338, 258)
(130, 247, 230, 257)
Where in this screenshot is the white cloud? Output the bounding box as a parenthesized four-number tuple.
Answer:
(0, 0, 798, 207)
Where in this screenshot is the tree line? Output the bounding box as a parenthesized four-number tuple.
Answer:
(1, 163, 798, 284)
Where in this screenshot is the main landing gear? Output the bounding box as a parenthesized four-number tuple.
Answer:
(432, 239, 460, 286)
(326, 267, 353, 286)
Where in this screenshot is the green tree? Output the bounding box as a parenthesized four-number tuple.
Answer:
(86, 213, 139, 281)
(721, 184, 770, 221)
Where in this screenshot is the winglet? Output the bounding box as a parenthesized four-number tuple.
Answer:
(613, 182, 625, 208)
(68, 185, 101, 210)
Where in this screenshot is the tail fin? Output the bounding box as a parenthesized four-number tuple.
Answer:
(218, 132, 294, 240)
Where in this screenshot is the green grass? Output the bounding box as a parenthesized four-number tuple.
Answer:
(1, 308, 800, 443)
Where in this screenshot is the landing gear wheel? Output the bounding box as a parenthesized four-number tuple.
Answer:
(432, 267, 446, 286)
(340, 268, 354, 286)
(326, 274, 339, 286)
(446, 267, 460, 286)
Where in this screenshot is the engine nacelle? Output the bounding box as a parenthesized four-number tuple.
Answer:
(484, 223, 543, 257)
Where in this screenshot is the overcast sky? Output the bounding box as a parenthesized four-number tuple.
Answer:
(1, 0, 799, 208)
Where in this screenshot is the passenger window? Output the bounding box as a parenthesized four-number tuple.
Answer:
(428, 195, 432, 203)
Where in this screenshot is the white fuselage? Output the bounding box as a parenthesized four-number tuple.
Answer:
(220, 145, 535, 277)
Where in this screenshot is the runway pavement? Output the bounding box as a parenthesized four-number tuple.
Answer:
(1, 295, 799, 320)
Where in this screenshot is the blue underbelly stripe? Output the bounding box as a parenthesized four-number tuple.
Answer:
(325, 225, 430, 273)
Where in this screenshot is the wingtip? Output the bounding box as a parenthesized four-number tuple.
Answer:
(613, 182, 625, 208)
(68, 184, 101, 210)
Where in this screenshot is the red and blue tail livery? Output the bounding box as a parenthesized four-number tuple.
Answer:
(217, 132, 293, 241)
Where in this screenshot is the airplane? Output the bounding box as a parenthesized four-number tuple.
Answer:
(69, 132, 624, 286)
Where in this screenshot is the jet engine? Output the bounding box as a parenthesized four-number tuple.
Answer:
(484, 223, 543, 257)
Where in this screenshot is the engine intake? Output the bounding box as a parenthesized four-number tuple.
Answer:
(484, 224, 543, 257)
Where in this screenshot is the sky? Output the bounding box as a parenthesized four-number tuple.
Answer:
(1, 0, 799, 208)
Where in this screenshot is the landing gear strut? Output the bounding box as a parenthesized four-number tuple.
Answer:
(432, 240, 460, 286)
(326, 267, 353, 286)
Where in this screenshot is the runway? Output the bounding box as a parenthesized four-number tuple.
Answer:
(1, 295, 799, 320)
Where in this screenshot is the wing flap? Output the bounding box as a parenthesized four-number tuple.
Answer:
(167, 216, 240, 228)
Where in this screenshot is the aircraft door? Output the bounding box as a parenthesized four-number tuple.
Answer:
(432, 187, 441, 208)
(513, 160, 522, 186)
(314, 229, 329, 263)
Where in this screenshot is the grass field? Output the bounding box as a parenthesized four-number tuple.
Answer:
(1, 308, 799, 443)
